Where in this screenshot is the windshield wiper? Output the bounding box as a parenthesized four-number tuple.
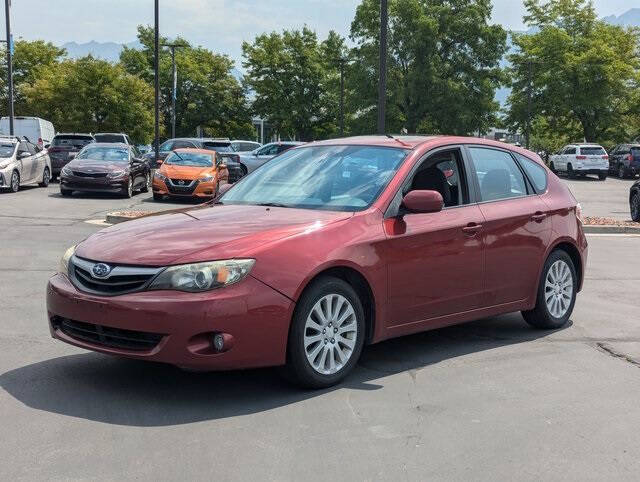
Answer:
(255, 202, 290, 208)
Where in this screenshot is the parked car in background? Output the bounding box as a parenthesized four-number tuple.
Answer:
(137, 144, 152, 155)
(47, 135, 587, 388)
(0, 116, 55, 149)
(238, 141, 304, 175)
(231, 140, 261, 153)
(609, 144, 640, 179)
(152, 148, 229, 201)
(0, 136, 51, 192)
(48, 133, 95, 180)
(549, 144, 609, 180)
(93, 133, 132, 145)
(59, 143, 150, 198)
(630, 180, 640, 222)
(143, 138, 244, 182)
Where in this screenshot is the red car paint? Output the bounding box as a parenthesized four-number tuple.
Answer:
(47, 136, 587, 370)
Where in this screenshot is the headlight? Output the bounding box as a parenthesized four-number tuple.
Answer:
(0, 161, 9, 169)
(154, 171, 167, 181)
(108, 169, 127, 178)
(61, 165, 72, 177)
(59, 245, 77, 277)
(148, 259, 255, 292)
(199, 175, 214, 182)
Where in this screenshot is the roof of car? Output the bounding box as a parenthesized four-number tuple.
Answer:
(172, 147, 215, 155)
(54, 133, 94, 137)
(88, 142, 130, 148)
(94, 133, 127, 136)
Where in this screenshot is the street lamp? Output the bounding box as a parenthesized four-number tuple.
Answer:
(4, 0, 14, 135)
(162, 42, 188, 139)
(377, 0, 388, 135)
(154, 0, 160, 164)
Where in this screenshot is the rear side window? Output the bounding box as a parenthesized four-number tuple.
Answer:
(276, 144, 294, 154)
(517, 154, 548, 192)
(565, 147, 576, 155)
(580, 146, 606, 156)
(468, 147, 529, 202)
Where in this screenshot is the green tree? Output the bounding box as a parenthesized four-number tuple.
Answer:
(21, 56, 155, 143)
(0, 39, 66, 112)
(507, 0, 640, 145)
(120, 25, 253, 139)
(242, 27, 346, 141)
(348, 0, 507, 135)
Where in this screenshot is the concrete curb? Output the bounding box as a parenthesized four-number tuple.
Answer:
(583, 224, 640, 234)
(105, 212, 152, 224)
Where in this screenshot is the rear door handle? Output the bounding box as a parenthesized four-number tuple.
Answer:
(531, 212, 547, 222)
(462, 223, 483, 235)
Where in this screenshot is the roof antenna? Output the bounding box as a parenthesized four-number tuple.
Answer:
(386, 133, 411, 147)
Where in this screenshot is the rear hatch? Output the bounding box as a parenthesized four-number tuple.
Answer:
(631, 147, 640, 168)
(202, 141, 240, 163)
(578, 146, 608, 168)
(49, 135, 94, 159)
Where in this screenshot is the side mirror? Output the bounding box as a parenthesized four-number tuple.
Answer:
(401, 190, 443, 214)
(44, 144, 50, 149)
(68, 152, 77, 159)
(18, 151, 30, 159)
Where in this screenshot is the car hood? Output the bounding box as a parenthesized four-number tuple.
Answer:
(65, 159, 128, 173)
(160, 164, 214, 179)
(75, 204, 353, 266)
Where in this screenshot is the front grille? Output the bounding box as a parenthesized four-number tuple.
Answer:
(167, 179, 198, 194)
(70, 256, 162, 296)
(53, 317, 164, 352)
(73, 171, 108, 178)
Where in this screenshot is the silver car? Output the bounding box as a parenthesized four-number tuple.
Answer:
(0, 136, 52, 192)
(238, 141, 304, 174)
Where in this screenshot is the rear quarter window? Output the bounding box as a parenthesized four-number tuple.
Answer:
(517, 154, 548, 193)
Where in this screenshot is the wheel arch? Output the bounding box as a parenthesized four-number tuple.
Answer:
(549, 240, 583, 291)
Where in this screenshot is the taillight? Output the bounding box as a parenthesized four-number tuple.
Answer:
(38, 137, 43, 147)
(576, 155, 587, 160)
(576, 203, 583, 223)
(602, 155, 609, 159)
(627, 154, 633, 161)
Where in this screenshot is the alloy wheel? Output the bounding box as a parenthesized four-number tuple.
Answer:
(127, 178, 133, 197)
(41, 168, 50, 187)
(631, 194, 640, 222)
(303, 294, 358, 375)
(619, 165, 626, 179)
(544, 260, 574, 318)
(10, 171, 19, 192)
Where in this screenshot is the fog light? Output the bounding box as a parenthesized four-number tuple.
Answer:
(213, 333, 225, 351)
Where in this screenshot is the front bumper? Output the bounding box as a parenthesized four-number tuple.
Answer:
(60, 175, 128, 193)
(47, 273, 293, 370)
(152, 178, 217, 198)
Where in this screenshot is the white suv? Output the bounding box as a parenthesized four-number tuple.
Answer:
(549, 144, 609, 180)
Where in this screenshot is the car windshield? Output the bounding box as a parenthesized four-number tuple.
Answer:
(580, 147, 606, 155)
(52, 136, 93, 148)
(0, 143, 16, 158)
(203, 142, 233, 153)
(166, 152, 213, 167)
(94, 134, 125, 143)
(77, 147, 129, 162)
(221, 145, 408, 211)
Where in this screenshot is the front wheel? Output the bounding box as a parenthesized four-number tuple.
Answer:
(9, 170, 20, 192)
(140, 173, 150, 193)
(153, 192, 163, 202)
(522, 250, 577, 330)
(122, 178, 133, 198)
(39, 167, 50, 187)
(631, 192, 640, 222)
(285, 276, 365, 388)
(549, 162, 556, 173)
(618, 164, 626, 179)
(567, 164, 575, 179)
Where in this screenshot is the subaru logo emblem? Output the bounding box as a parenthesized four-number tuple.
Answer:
(92, 263, 112, 278)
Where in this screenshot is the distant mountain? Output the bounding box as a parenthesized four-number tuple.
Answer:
(602, 8, 640, 27)
(61, 40, 142, 62)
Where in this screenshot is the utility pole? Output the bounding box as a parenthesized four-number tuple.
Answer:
(339, 57, 345, 137)
(162, 42, 187, 139)
(154, 0, 160, 164)
(526, 60, 533, 150)
(377, 0, 387, 135)
(4, 0, 14, 135)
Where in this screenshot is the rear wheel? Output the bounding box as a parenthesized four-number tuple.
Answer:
(631, 192, 640, 222)
(285, 276, 365, 388)
(598, 171, 607, 181)
(567, 163, 575, 179)
(549, 162, 556, 173)
(39, 167, 50, 187)
(618, 164, 627, 179)
(9, 171, 19, 192)
(522, 250, 577, 330)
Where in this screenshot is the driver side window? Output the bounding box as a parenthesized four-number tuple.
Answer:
(405, 149, 468, 208)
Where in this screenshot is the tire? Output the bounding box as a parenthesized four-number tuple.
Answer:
(153, 193, 163, 202)
(285, 276, 365, 388)
(522, 250, 577, 330)
(567, 163, 574, 179)
(122, 178, 133, 198)
(598, 171, 607, 181)
(60, 188, 72, 197)
(39, 167, 50, 187)
(549, 162, 556, 173)
(618, 164, 626, 179)
(631, 192, 640, 222)
(140, 173, 150, 193)
(9, 170, 20, 192)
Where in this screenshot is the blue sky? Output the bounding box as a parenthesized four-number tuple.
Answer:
(1, 0, 636, 64)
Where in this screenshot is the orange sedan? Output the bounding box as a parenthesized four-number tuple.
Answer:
(152, 148, 229, 201)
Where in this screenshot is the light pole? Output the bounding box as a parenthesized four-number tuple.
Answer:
(377, 0, 388, 135)
(162, 42, 187, 139)
(4, 0, 14, 135)
(154, 0, 160, 165)
(526, 60, 533, 150)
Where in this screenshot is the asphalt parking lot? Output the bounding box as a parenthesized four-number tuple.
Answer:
(1, 181, 639, 480)
(562, 174, 637, 221)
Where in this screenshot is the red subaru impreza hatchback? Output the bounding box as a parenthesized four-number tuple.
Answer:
(47, 136, 587, 387)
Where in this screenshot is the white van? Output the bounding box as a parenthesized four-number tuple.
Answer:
(0, 117, 55, 149)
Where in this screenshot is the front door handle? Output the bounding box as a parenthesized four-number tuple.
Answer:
(462, 223, 483, 235)
(531, 212, 547, 222)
